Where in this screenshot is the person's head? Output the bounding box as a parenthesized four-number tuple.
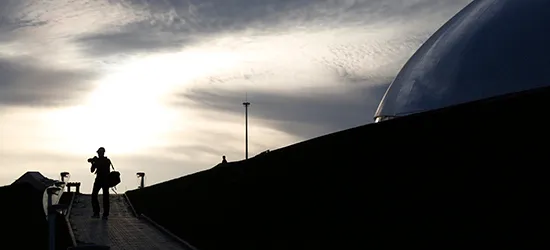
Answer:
(222, 155, 226, 160)
(97, 147, 106, 157)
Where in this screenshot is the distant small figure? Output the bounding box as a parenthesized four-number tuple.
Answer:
(88, 147, 114, 220)
(222, 155, 227, 164)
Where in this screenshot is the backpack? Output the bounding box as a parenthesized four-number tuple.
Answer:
(108, 171, 121, 188)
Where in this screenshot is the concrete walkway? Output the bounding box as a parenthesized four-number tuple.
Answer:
(69, 194, 187, 250)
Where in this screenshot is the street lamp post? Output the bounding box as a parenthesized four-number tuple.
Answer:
(243, 101, 250, 159)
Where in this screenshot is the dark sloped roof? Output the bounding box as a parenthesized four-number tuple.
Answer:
(127, 85, 550, 250)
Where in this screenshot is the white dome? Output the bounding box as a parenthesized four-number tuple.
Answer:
(374, 0, 550, 121)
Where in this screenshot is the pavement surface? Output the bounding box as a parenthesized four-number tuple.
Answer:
(69, 194, 187, 250)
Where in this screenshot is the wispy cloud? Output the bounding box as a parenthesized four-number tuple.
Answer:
(0, 56, 96, 107)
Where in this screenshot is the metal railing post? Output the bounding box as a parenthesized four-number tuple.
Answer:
(47, 186, 61, 250)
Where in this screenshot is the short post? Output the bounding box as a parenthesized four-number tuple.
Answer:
(137, 172, 145, 189)
(47, 187, 61, 250)
(60, 172, 70, 183)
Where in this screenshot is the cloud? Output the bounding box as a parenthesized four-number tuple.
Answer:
(76, 21, 196, 57)
(74, 0, 473, 57)
(68, 0, 473, 142)
(179, 81, 390, 139)
(117, 0, 471, 30)
(0, 56, 96, 107)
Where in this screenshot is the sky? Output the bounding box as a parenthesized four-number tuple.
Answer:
(0, 0, 472, 193)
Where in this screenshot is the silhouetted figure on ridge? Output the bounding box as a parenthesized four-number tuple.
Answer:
(88, 147, 113, 220)
(222, 155, 227, 164)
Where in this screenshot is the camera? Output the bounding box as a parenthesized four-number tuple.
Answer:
(87, 157, 97, 163)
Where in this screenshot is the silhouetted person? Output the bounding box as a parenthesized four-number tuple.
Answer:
(222, 155, 227, 164)
(88, 147, 113, 220)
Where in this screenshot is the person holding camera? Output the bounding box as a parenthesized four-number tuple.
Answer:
(88, 147, 114, 220)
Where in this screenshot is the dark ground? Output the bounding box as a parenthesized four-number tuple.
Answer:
(0, 183, 75, 250)
(127, 86, 547, 250)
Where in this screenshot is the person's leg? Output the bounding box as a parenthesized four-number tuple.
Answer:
(91, 181, 101, 217)
(102, 183, 110, 218)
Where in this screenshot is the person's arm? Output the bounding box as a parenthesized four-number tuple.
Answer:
(109, 159, 115, 170)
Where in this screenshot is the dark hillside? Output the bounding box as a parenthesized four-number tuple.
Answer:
(127, 86, 549, 250)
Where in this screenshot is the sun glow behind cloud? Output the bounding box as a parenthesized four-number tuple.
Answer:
(42, 45, 261, 156)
